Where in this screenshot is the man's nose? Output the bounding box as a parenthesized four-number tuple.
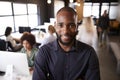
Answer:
(63, 25, 70, 33)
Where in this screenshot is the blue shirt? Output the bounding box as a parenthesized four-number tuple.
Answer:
(32, 40, 100, 80)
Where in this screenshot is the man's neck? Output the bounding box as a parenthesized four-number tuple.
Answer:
(58, 41, 74, 52)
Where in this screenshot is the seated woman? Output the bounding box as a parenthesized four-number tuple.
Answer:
(20, 32, 38, 69)
(39, 25, 56, 48)
(5, 26, 22, 51)
(76, 17, 98, 51)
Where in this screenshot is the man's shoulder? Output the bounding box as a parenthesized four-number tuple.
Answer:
(40, 40, 56, 50)
(76, 40, 94, 50)
(76, 41, 97, 57)
(32, 47, 39, 51)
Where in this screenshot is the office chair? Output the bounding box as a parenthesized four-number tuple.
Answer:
(0, 39, 15, 51)
(6, 41, 14, 51)
(0, 39, 6, 51)
(6, 41, 22, 52)
(19, 26, 31, 33)
(40, 28, 46, 33)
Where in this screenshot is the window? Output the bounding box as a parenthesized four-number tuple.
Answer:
(13, 3, 38, 31)
(13, 3, 27, 15)
(0, 2, 12, 15)
(28, 4, 38, 28)
(83, 3, 92, 17)
(92, 3, 100, 18)
(54, 1, 64, 17)
(28, 15, 38, 28)
(101, 3, 109, 16)
(14, 15, 28, 31)
(83, 2, 118, 20)
(0, 16, 14, 35)
(28, 4, 37, 14)
(0, 2, 13, 35)
(109, 3, 118, 19)
(13, 3, 28, 31)
(0, 1, 38, 36)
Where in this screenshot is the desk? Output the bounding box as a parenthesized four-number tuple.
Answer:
(31, 30, 46, 43)
(0, 30, 46, 44)
(0, 24, 48, 43)
(0, 51, 33, 80)
(0, 74, 32, 80)
(0, 70, 33, 80)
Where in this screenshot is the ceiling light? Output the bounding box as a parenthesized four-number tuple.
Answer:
(47, 0, 51, 4)
(70, 0, 74, 3)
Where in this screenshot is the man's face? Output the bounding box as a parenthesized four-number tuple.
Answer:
(55, 11, 78, 46)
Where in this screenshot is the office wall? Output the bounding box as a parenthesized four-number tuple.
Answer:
(76, 0, 84, 21)
(37, 0, 54, 25)
(117, 1, 120, 22)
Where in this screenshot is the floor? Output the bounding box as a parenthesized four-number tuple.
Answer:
(98, 35, 120, 80)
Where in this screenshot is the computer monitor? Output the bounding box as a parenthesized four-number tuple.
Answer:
(19, 26, 31, 33)
(0, 51, 30, 76)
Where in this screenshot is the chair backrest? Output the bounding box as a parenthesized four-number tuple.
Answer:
(0, 39, 6, 51)
(19, 26, 31, 33)
(6, 41, 22, 52)
(6, 41, 14, 51)
(40, 28, 46, 33)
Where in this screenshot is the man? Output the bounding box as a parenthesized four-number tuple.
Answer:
(32, 7, 100, 80)
(98, 10, 109, 47)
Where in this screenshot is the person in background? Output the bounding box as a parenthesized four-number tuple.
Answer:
(98, 10, 110, 47)
(33, 7, 100, 80)
(39, 25, 56, 48)
(76, 17, 98, 51)
(5, 26, 22, 51)
(20, 32, 38, 69)
(91, 15, 97, 25)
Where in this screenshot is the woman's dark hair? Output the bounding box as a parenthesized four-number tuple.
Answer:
(5, 27, 12, 37)
(21, 32, 36, 47)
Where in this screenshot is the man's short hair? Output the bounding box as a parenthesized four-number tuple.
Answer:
(57, 7, 77, 16)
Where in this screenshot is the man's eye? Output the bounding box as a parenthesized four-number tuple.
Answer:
(69, 23, 76, 28)
(57, 24, 63, 28)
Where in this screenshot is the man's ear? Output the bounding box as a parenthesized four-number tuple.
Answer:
(75, 24, 78, 35)
(76, 30, 78, 35)
(54, 22, 57, 33)
(75, 23, 78, 31)
(54, 21, 57, 29)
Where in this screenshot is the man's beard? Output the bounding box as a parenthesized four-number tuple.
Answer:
(56, 33, 76, 46)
